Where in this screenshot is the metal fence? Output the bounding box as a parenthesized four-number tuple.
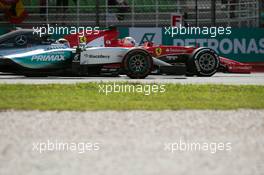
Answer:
(0, 0, 261, 28)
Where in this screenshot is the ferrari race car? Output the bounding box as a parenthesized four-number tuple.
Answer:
(65, 27, 252, 75)
(0, 28, 251, 78)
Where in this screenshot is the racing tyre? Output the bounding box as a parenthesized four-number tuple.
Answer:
(122, 49, 153, 79)
(187, 48, 219, 77)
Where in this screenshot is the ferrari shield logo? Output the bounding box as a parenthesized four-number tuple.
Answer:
(155, 48, 162, 56)
(79, 36, 87, 43)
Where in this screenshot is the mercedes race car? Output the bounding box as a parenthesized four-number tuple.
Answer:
(0, 29, 75, 76)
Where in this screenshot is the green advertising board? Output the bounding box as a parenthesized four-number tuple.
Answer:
(162, 28, 264, 63)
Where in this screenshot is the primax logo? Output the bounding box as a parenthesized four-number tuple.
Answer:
(31, 54, 65, 61)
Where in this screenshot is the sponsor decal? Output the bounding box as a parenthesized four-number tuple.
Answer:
(31, 54, 65, 61)
(155, 48, 162, 56)
(15, 35, 27, 46)
(165, 48, 188, 53)
(73, 54, 80, 62)
(129, 28, 162, 45)
(106, 40, 111, 45)
(79, 36, 87, 43)
(166, 55, 178, 60)
(46, 45, 67, 50)
(140, 33, 155, 45)
(84, 54, 110, 59)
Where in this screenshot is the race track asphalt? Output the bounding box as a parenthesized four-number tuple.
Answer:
(0, 73, 264, 85)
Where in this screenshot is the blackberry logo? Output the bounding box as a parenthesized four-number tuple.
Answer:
(84, 54, 110, 59)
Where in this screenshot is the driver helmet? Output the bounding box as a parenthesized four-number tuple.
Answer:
(56, 38, 70, 47)
(123, 37, 136, 47)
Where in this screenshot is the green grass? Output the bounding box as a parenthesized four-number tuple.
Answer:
(0, 83, 263, 111)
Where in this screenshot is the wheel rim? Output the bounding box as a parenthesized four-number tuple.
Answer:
(198, 53, 216, 72)
(128, 54, 148, 73)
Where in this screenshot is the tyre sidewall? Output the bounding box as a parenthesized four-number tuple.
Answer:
(188, 48, 219, 77)
(122, 49, 153, 79)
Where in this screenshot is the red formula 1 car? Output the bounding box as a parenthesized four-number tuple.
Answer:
(65, 27, 252, 77)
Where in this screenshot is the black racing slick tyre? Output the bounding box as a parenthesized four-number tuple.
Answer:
(187, 48, 220, 77)
(122, 49, 153, 79)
